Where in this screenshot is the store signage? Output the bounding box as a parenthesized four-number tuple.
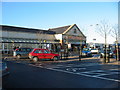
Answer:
(68, 36, 85, 40)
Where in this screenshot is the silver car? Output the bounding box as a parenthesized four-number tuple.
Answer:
(13, 48, 33, 59)
(100, 50, 113, 58)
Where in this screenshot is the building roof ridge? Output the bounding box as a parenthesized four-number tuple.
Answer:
(1, 25, 46, 31)
(48, 24, 71, 30)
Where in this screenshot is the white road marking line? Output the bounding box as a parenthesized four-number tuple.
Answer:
(65, 66, 73, 67)
(109, 72, 119, 74)
(46, 68, 120, 82)
(53, 68, 120, 82)
(81, 70, 105, 74)
(93, 74, 110, 77)
(29, 64, 120, 82)
(66, 68, 86, 72)
(56, 65, 64, 66)
(109, 69, 120, 71)
(54, 63, 102, 68)
(80, 70, 119, 76)
(68, 64, 74, 65)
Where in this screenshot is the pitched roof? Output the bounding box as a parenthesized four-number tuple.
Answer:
(48, 25, 71, 34)
(0, 25, 56, 34)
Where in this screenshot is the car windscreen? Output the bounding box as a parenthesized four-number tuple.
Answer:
(83, 48, 89, 51)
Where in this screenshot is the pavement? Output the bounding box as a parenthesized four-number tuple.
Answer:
(65, 55, 120, 65)
(104, 59, 120, 65)
(1, 54, 120, 65)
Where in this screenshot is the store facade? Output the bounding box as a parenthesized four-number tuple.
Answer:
(0, 25, 59, 54)
(0, 24, 86, 54)
(49, 24, 86, 53)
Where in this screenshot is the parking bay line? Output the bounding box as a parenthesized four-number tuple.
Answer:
(29, 64, 120, 82)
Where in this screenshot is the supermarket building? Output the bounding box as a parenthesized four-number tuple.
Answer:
(0, 24, 86, 54)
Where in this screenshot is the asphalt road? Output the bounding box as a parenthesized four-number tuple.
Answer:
(2, 59, 120, 88)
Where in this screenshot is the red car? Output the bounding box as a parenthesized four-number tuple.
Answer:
(29, 48, 60, 62)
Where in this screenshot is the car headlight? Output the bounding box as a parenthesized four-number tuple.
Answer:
(82, 53, 86, 55)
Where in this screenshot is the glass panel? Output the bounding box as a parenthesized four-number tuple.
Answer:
(43, 50, 50, 53)
(34, 50, 42, 53)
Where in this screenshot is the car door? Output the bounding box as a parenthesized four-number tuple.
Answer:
(43, 49, 53, 59)
(34, 49, 44, 59)
(26, 48, 32, 56)
(20, 48, 27, 57)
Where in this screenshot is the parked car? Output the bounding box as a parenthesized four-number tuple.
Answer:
(13, 48, 33, 59)
(81, 48, 92, 57)
(29, 48, 60, 62)
(0, 59, 9, 77)
(100, 50, 114, 58)
(90, 49, 99, 54)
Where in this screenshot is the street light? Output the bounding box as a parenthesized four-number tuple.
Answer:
(93, 38, 96, 49)
(115, 40, 119, 61)
(79, 41, 84, 61)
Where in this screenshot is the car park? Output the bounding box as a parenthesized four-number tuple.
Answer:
(13, 48, 33, 59)
(29, 48, 60, 62)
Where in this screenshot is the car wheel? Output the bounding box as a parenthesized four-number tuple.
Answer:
(16, 54, 21, 59)
(32, 57, 39, 62)
(53, 56, 58, 61)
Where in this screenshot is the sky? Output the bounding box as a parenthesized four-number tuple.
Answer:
(1, 1, 118, 44)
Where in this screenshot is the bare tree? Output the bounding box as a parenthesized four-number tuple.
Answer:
(95, 20, 112, 63)
(36, 31, 46, 48)
(111, 24, 118, 42)
(95, 20, 112, 45)
(111, 24, 119, 61)
(36, 31, 56, 50)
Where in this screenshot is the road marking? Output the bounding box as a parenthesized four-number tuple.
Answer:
(54, 63, 103, 68)
(46, 67, 120, 82)
(79, 69, 120, 76)
(56, 65, 64, 67)
(93, 74, 110, 77)
(29, 64, 120, 82)
(53, 68, 120, 82)
(81, 70, 105, 73)
(109, 69, 120, 71)
(66, 68, 86, 72)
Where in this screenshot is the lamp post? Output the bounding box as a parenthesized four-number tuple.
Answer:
(79, 41, 83, 61)
(116, 40, 119, 61)
(93, 38, 96, 49)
